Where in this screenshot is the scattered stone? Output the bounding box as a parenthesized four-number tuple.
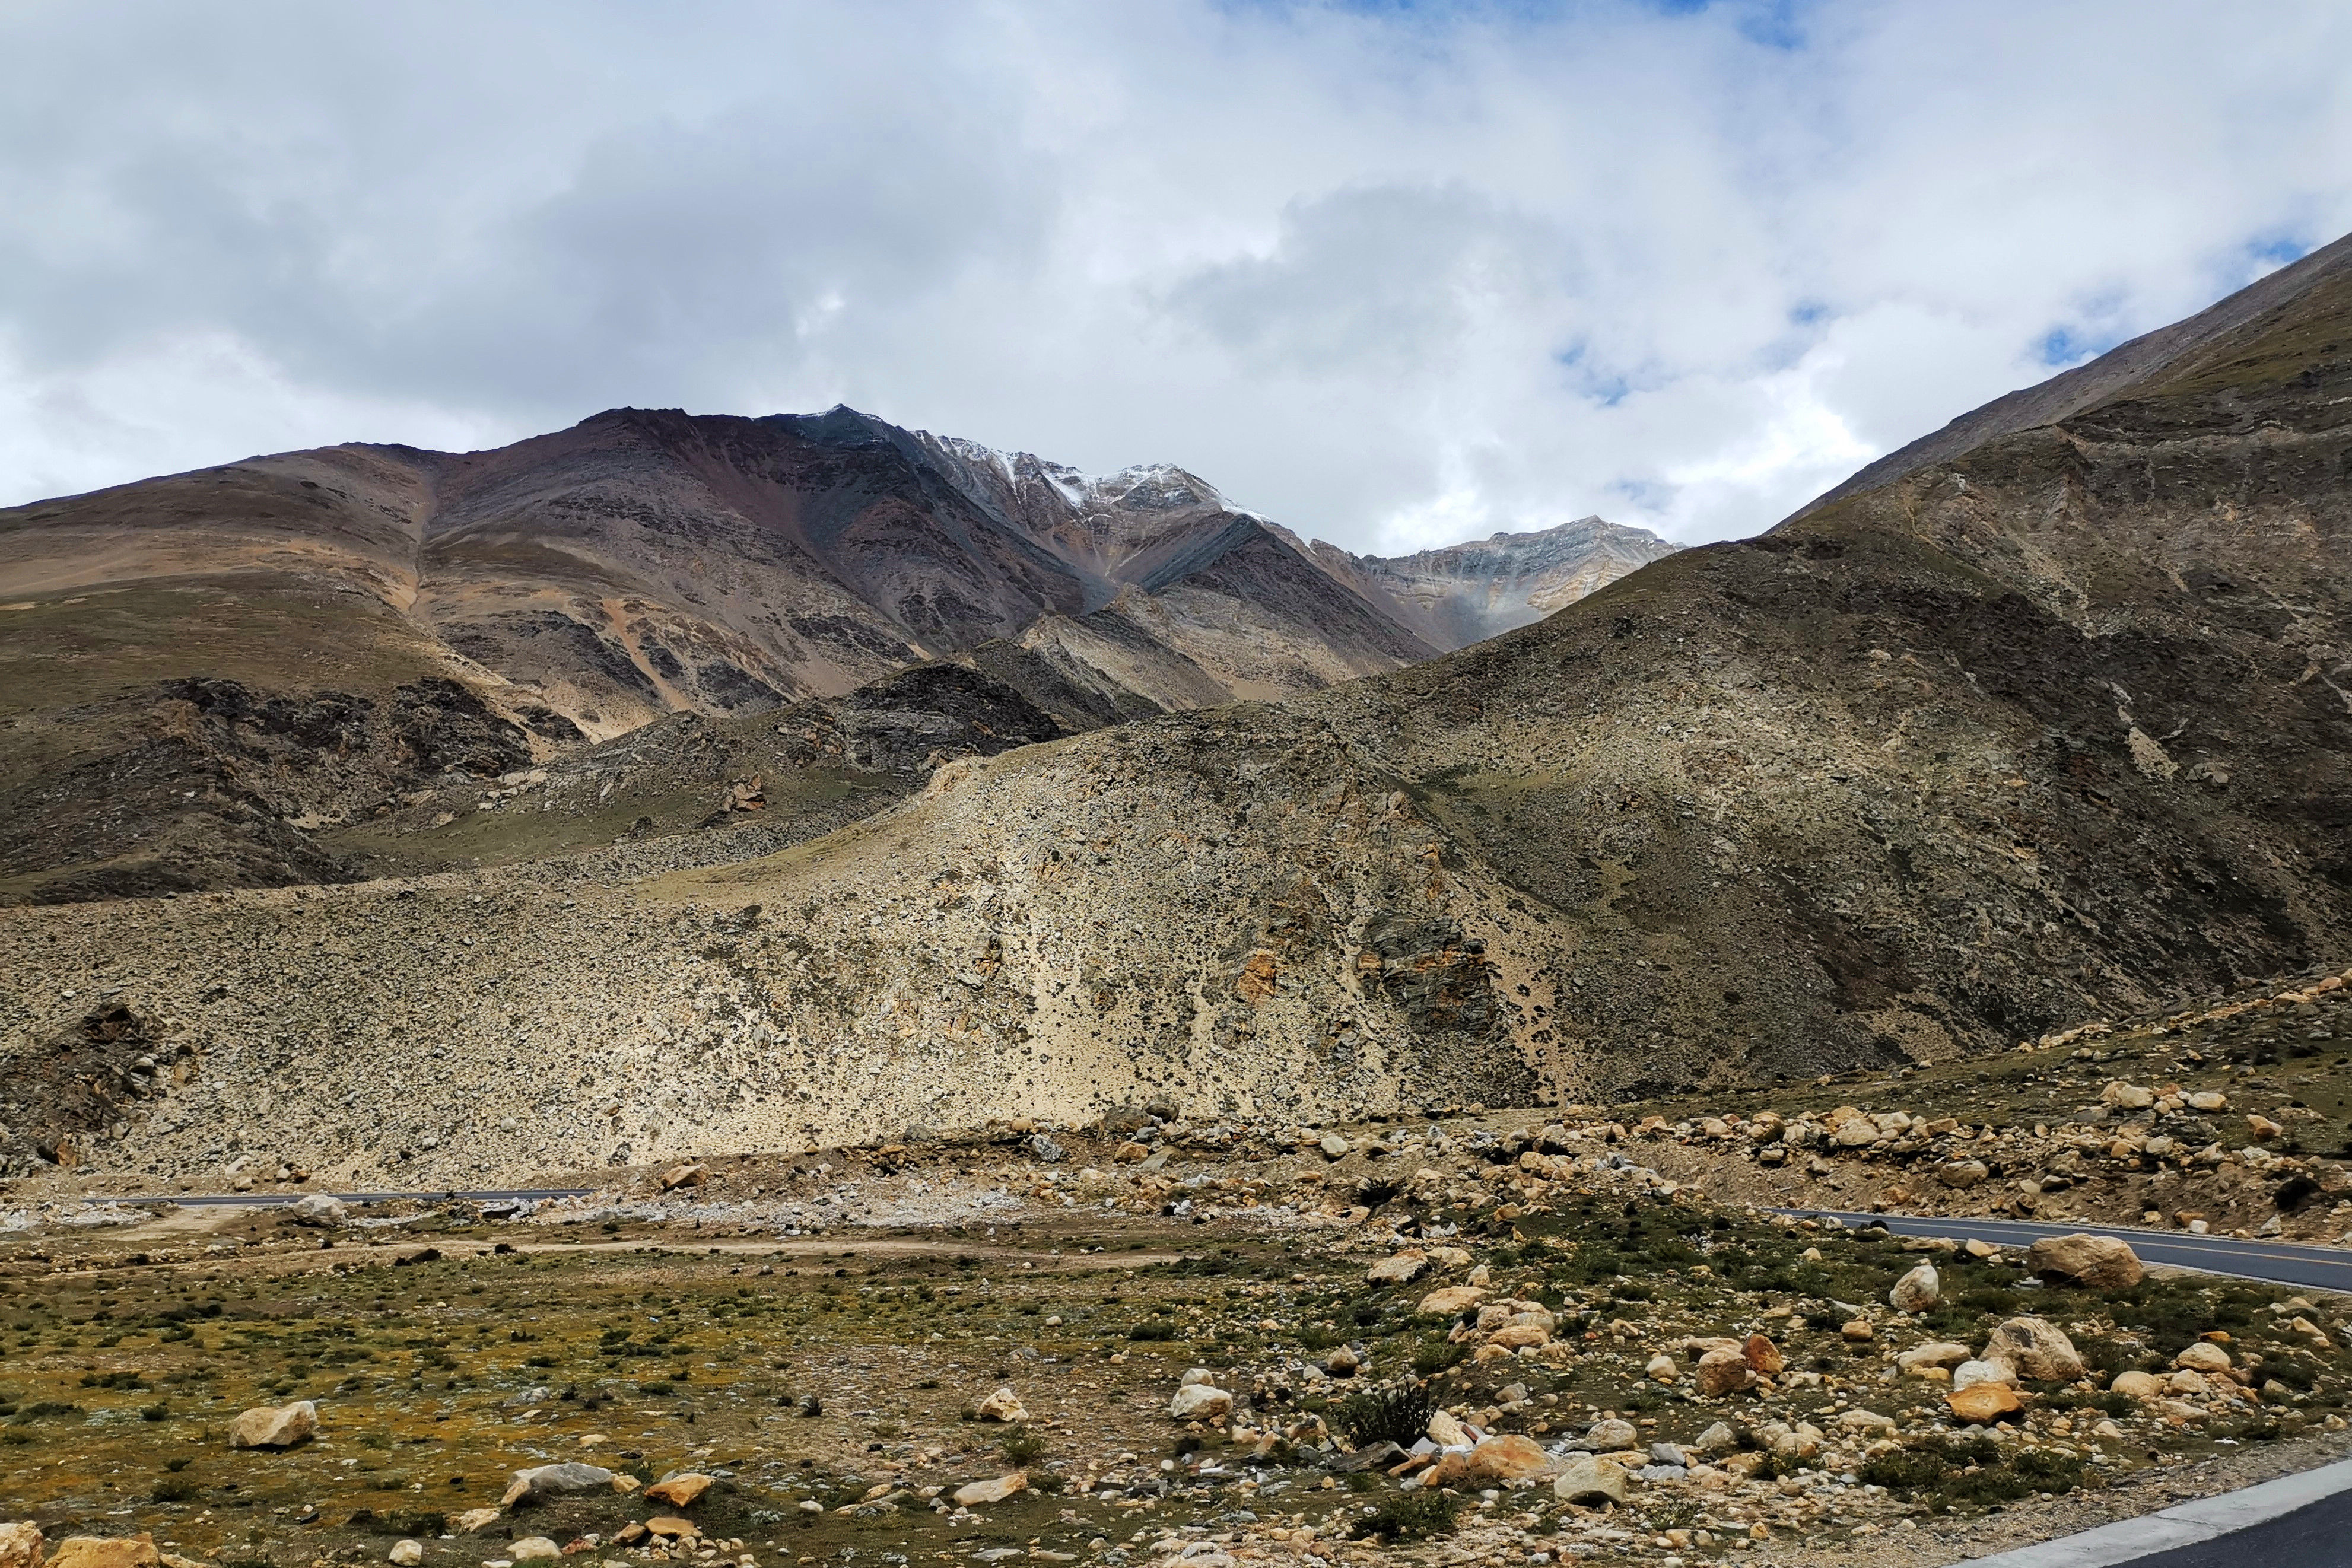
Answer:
(1890, 1262, 1940, 1312)
(45, 1540, 161, 1568)
(287, 1194, 350, 1227)
(2112, 1371, 2166, 1400)
(1426, 1409, 1470, 1448)
(1324, 1346, 1360, 1377)
(451, 1510, 501, 1534)
(2175, 1342, 2233, 1373)
(1429, 1435, 1550, 1487)
(1365, 1249, 1429, 1286)
(657, 1162, 706, 1191)
(1693, 1422, 1738, 1454)
(953, 1474, 1029, 1507)
(2187, 1091, 2229, 1112)
(1952, 1359, 2017, 1391)
(1896, 1342, 1972, 1374)
(1742, 1334, 1785, 1376)
(1318, 1134, 1350, 1160)
(1946, 1383, 2023, 1423)
(2026, 1233, 2145, 1290)
(227, 1401, 317, 1449)
(1842, 1319, 1874, 1343)
(643, 1519, 697, 1542)
(1330, 1440, 1403, 1473)
(1937, 1159, 1991, 1188)
(1645, 1354, 1678, 1382)
(1696, 1347, 1752, 1396)
(641, 1474, 713, 1507)
(510, 1540, 560, 1562)
(1552, 1455, 1629, 1506)
(501, 1463, 616, 1507)
(1985, 1317, 2084, 1381)
(1584, 1417, 1639, 1451)
(1417, 1284, 1485, 1316)
(387, 1542, 423, 1567)
(974, 1388, 1030, 1423)
(1168, 1383, 1232, 1421)
(0, 1524, 42, 1568)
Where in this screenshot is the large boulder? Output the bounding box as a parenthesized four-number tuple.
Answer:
(1552, 1455, 1628, 1505)
(227, 1401, 317, 1449)
(974, 1387, 1029, 1423)
(0, 1524, 42, 1568)
(1896, 1341, 1972, 1374)
(1696, 1348, 1752, 1396)
(953, 1473, 1028, 1507)
(1424, 1435, 1551, 1488)
(501, 1462, 616, 1507)
(1583, 1417, 1639, 1451)
(1417, 1285, 1486, 1317)
(1889, 1262, 1940, 1313)
(1463, 1435, 1550, 1485)
(1952, 1359, 2017, 1391)
(1984, 1318, 2084, 1382)
(1168, 1383, 1232, 1421)
(2175, 1342, 2233, 1374)
(2026, 1234, 2144, 1290)
(1366, 1249, 1429, 1286)
(1947, 1383, 2023, 1423)
(45, 1541, 166, 1568)
(287, 1194, 350, 1228)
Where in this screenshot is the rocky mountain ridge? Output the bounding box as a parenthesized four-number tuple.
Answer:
(7, 233, 2351, 1191)
(0, 408, 1668, 902)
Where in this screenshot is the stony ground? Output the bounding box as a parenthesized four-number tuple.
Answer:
(6, 1109, 2352, 1568)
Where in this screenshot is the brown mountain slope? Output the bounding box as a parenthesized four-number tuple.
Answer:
(2, 236, 2347, 1188)
(0, 406, 1670, 902)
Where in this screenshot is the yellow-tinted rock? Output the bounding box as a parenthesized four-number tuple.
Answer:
(1417, 1285, 1486, 1316)
(46, 1538, 163, 1568)
(1946, 1383, 2023, 1423)
(952, 1473, 1028, 1507)
(642, 1473, 713, 1507)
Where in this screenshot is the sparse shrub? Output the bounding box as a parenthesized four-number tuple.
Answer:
(1334, 1384, 1436, 1448)
(1001, 1430, 1047, 1467)
(1352, 1489, 1458, 1542)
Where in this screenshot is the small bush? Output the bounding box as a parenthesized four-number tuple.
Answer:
(1334, 1385, 1436, 1448)
(1410, 1340, 1465, 1376)
(1352, 1490, 1459, 1543)
(1128, 1321, 1176, 1342)
(1002, 1431, 1047, 1467)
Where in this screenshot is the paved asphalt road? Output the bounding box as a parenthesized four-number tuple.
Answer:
(1769, 1207, 2352, 1294)
(92, 1189, 593, 1207)
(2115, 1487, 2352, 1567)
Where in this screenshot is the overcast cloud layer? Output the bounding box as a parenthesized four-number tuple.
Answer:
(4, 1, 2351, 551)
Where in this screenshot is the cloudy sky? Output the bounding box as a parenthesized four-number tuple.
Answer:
(4, 1, 2350, 551)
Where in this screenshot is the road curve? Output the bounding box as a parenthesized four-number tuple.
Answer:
(1769, 1207, 2352, 1295)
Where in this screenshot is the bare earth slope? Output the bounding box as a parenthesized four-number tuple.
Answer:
(3, 234, 2350, 1190)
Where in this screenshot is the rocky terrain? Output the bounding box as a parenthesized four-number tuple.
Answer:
(4, 1106, 2351, 1568)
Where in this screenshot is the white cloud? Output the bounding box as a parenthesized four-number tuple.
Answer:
(2, 0, 2350, 545)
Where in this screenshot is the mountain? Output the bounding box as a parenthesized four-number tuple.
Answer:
(5, 233, 2348, 1188)
(0, 407, 1667, 902)
(1321, 516, 1682, 648)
